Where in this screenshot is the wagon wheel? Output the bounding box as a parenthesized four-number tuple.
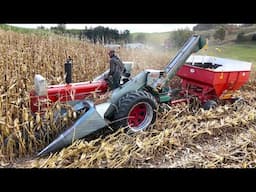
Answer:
(203, 100, 217, 110)
(112, 90, 158, 133)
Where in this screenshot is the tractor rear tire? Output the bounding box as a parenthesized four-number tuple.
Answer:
(203, 100, 217, 110)
(112, 90, 158, 132)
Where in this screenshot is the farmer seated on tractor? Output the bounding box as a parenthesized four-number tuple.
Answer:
(105, 49, 125, 90)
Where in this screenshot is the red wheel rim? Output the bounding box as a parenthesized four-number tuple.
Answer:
(128, 103, 147, 127)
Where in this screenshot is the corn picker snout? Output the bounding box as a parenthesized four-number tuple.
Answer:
(30, 35, 252, 156)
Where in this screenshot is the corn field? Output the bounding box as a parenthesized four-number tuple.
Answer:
(0, 29, 256, 168)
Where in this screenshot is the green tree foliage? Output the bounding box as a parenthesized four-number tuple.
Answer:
(49, 25, 130, 44)
(213, 27, 226, 41)
(37, 25, 45, 30)
(170, 28, 194, 48)
(82, 26, 130, 44)
(50, 24, 66, 34)
(57, 24, 66, 31)
(120, 30, 130, 43)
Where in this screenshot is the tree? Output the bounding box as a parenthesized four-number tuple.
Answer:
(120, 30, 130, 43)
(57, 24, 66, 31)
(213, 27, 226, 41)
(37, 25, 45, 30)
(170, 28, 194, 48)
(50, 24, 66, 35)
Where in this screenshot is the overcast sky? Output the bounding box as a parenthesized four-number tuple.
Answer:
(8, 24, 196, 33)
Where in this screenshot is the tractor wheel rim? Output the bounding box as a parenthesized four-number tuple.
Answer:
(128, 102, 153, 132)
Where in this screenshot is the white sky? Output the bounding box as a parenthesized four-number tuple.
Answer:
(8, 24, 196, 33)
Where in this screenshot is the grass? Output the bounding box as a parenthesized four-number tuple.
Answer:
(198, 42, 256, 66)
(0, 24, 54, 36)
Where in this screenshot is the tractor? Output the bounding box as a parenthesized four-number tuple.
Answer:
(29, 35, 252, 156)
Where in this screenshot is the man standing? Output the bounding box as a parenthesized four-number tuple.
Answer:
(106, 49, 125, 90)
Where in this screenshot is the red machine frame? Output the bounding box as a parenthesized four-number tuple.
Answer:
(30, 80, 108, 113)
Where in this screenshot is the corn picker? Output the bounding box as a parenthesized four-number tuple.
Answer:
(29, 35, 252, 156)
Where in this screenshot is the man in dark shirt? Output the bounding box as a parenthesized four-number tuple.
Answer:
(106, 49, 125, 90)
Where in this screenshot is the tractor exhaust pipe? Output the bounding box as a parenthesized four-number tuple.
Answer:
(65, 56, 72, 84)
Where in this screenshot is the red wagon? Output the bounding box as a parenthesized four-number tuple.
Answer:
(176, 55, 252, 109)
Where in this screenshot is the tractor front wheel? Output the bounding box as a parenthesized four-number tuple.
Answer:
(112, 90, 158, 132)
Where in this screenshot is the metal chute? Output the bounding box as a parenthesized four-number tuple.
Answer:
(37, 101, 110, 157)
